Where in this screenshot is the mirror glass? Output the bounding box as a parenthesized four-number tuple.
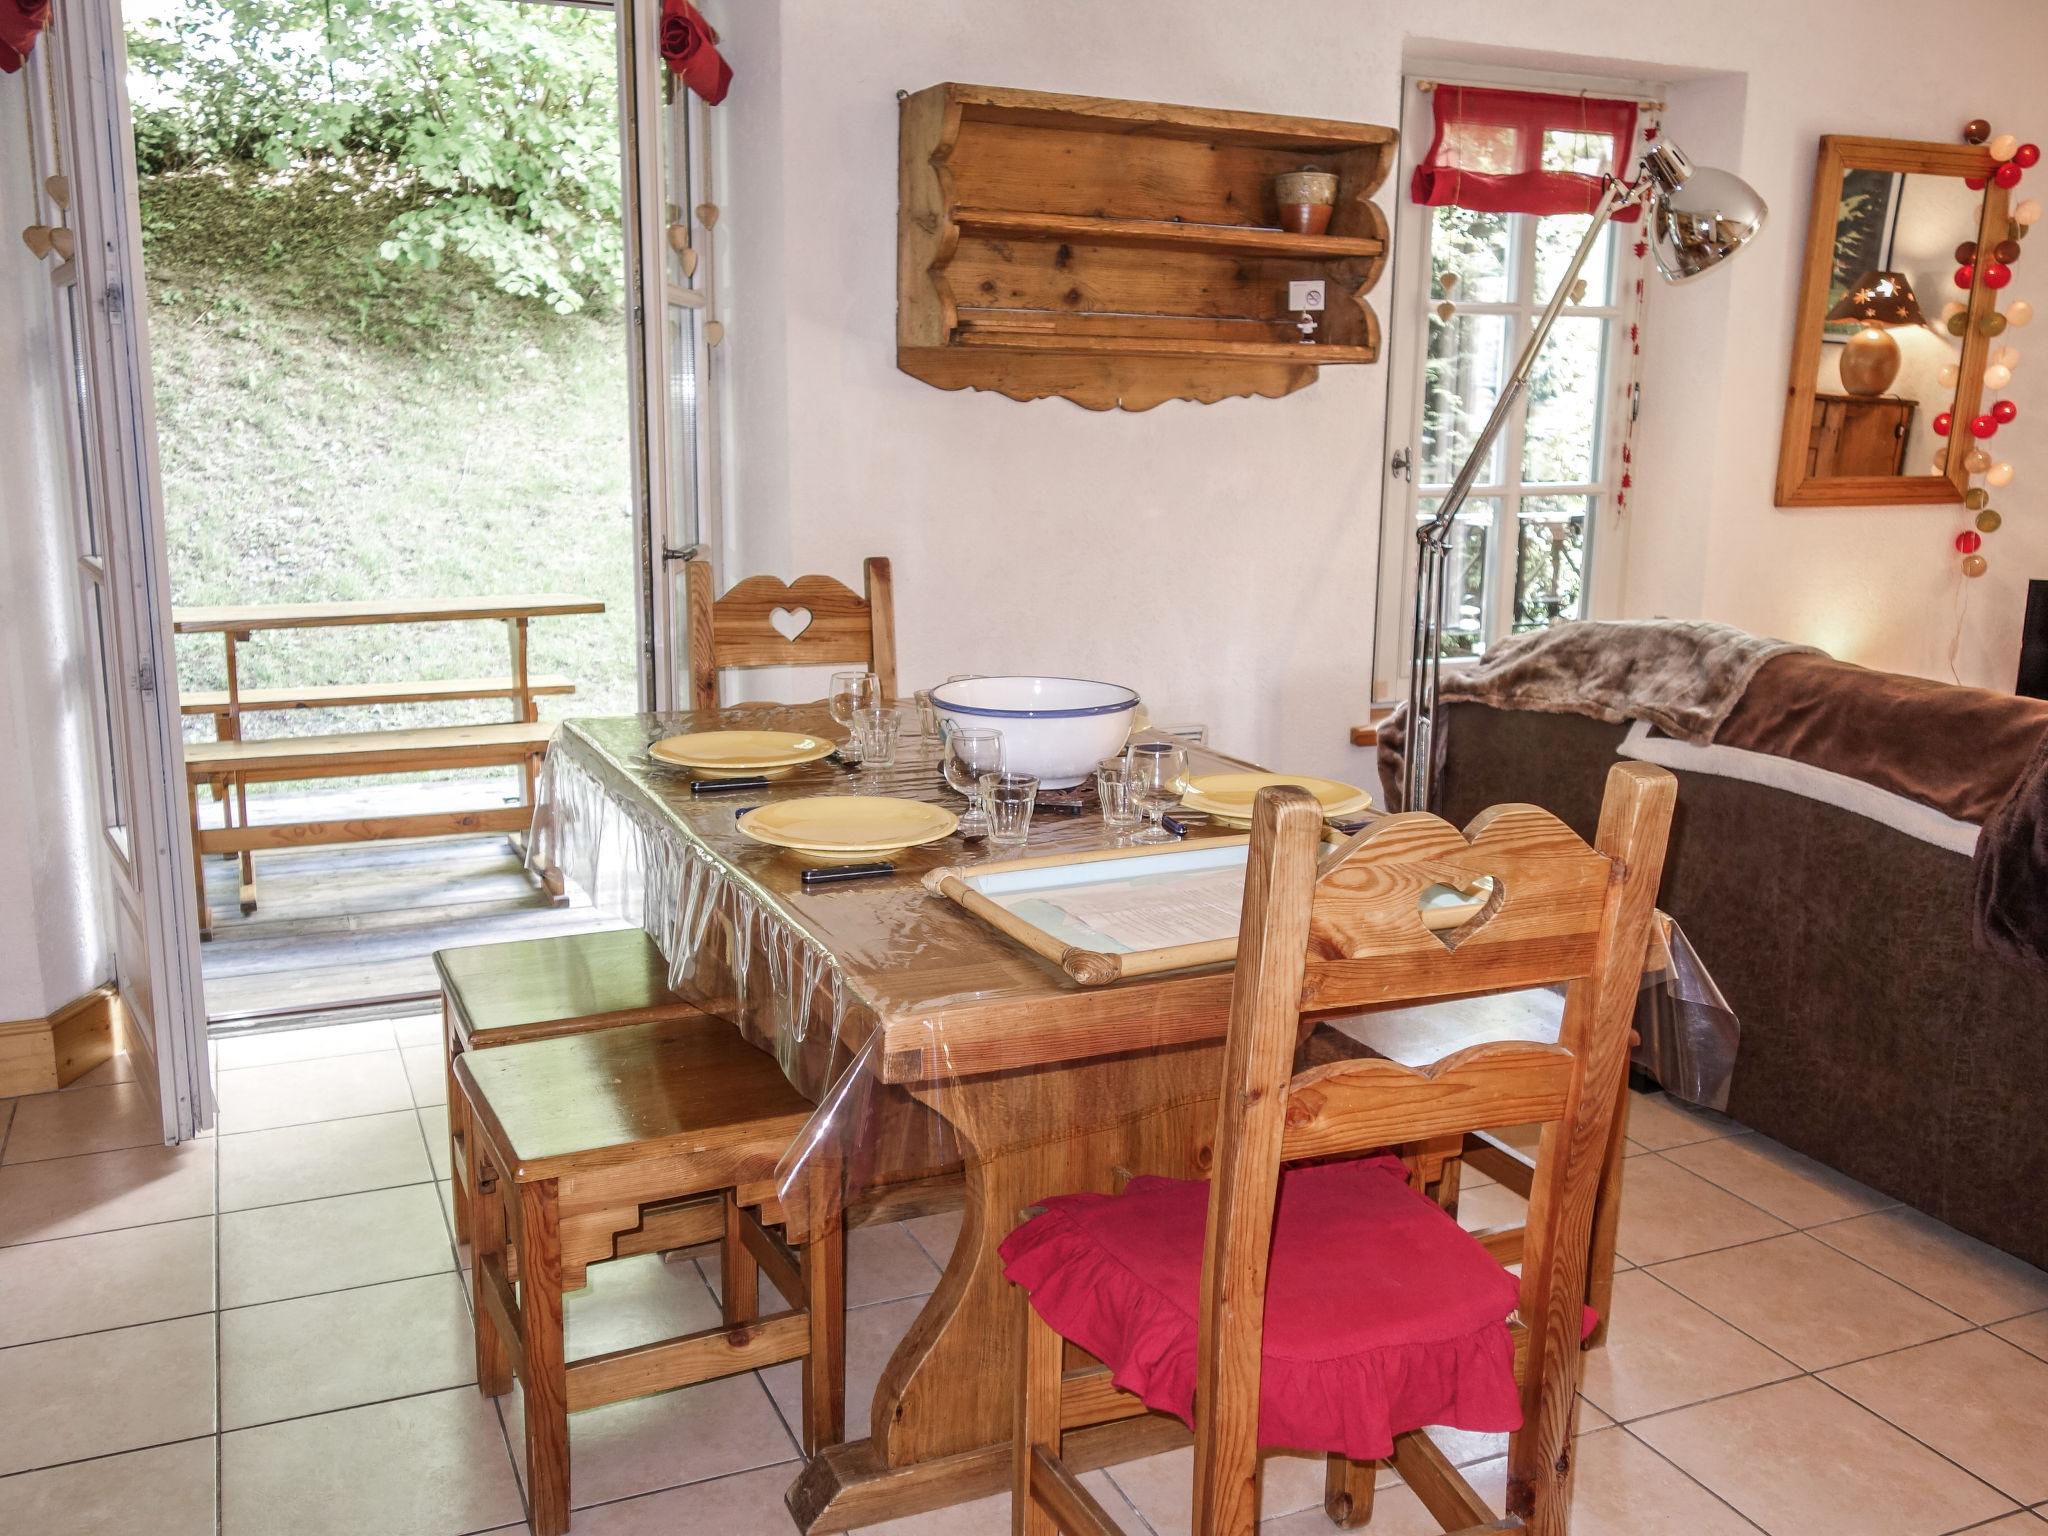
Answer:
(1811, 172, 1980, 476)
(1777, 136, 2005, 508)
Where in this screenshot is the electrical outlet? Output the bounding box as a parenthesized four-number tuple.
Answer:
(1288, 280, 1326, 311)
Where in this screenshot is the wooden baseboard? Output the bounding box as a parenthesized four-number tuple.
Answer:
(0, 985, 120, 1097)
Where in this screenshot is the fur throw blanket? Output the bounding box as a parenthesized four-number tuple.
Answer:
(1377, 620, 1820, 809)
(1975, 728, 2048, 977)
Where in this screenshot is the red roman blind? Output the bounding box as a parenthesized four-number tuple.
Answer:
(1410, 85, 1640, 220)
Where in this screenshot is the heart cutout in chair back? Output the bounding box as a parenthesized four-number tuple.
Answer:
(768, 606, 813, 642)
(1419, 875, 1503, 952)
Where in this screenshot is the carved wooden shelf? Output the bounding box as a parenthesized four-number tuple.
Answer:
(897, 83, 1396, 412)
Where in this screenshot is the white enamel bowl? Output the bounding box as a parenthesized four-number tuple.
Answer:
(930, 676, 1141, 789)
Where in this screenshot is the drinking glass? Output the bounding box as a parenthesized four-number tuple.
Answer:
(829, 670, 879, 761)
(913, 688, 940, 741)
(851, 705, 900, 768)
(1127, 741, 1187, 845)
(943, 727, 1005, 837)
(1095, 757, 1140, 832)
(979, 772, 1039, 850)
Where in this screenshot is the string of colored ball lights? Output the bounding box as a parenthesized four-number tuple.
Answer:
(1934, 120, 2038, 578)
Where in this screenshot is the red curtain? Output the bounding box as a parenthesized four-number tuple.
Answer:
(1410, 85, 1639, 221)
(1, 0, 52, 74)
(660, 0, 731, 106)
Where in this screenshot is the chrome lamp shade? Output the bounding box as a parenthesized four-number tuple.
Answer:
(1402, 140, 1767, 812)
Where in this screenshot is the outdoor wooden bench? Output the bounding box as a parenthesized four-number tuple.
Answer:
(174, 594, 602, 937)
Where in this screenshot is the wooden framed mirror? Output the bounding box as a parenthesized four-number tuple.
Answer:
(1776, 135, 2010, 507)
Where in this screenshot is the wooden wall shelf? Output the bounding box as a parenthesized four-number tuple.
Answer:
(897, 83, 1396, 411)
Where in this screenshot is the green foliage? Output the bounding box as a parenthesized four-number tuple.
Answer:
(128, 0, 622, 316)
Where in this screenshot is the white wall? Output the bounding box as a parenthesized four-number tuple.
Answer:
(705, 0, 2048, 778)
(0, 70, 113, 1022)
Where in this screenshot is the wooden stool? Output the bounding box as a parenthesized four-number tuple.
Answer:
(437, 928, 703, 1245)
(457, 1013, 844, 1536)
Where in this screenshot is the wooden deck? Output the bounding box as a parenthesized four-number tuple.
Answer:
(199, 773, 625, 1021)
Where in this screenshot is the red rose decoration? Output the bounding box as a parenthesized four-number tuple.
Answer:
(660, 0, 732, 106)
(0, 0, 52, 73)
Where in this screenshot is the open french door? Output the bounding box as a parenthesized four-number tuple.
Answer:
(39, 4, 211, 1139)
(616, 0, 720, 709)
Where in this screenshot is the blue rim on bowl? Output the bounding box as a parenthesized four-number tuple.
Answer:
(929, 677, 1139, 720)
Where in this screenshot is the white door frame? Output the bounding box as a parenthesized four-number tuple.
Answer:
(617, 0, 721, 710)
(50, 2, 212, 1139)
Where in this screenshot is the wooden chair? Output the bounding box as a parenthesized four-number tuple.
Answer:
(685, 556, 898, 713)
(457, 1012, 844, 1536)
(1007, 763, 1675, 1536)
(436, 928, 708, 1248)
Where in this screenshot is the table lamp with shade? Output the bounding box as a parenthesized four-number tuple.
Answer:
(1404, 142, 1769, 812)
(1827, 269, 1929, 396)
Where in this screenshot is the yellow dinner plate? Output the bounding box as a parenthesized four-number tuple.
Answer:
(649, 730, 837, 774)
(737, 796, 958, 858)
(1180, 772, 1372, 822)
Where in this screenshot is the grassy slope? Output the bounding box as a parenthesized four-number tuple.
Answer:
(144, 168, 637, 772)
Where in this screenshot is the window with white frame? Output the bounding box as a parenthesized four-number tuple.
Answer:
(1377, 80, 1648, 687)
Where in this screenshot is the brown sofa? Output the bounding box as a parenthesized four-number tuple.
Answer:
(1424, 700, 2048, 1273)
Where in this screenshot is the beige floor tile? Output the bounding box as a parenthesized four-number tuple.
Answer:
(212, 1018, 398, 1070)
(499, 1372, 795, 1509)
(1653, 1233, 1968, 1371)
(1259, 1481, 1445, 1534)
(0, 1137, 215, 1244)
(1635, 1377, 2013, 1536)
(846, 1222, 942, 1308)
(1623, 1091, 1741, 1151)
(1967, 1515, 2048, 1530)
(0, 1435, 215, 1536)
(1, 1080, 165, 1164)
(565, 1252, 721, 1362)
(492, 1462, 792, 1534)
(1106, 1444, 1331, 1534)
(220, 1183, 451, 1307)
(0, 1215, 215, 1348)
(1990, 1309, 2048, 1361)
(222, 1386, 525, 1536)
(222, 1271, 474, 1430)
(400, 1044, 447, 1106)
(1561, 1425, 1768, 1535)
(213, 1051, 414, 1134)
(902, 1207, 961, 1270)
(420, 1103, 452, 1179)
(387, 1013, 441, 1050)
(0, 1313, 217, 1476)
(1612, 1154, 1791, 1265)
(857, 1469, 1141, 1534)
(1579, 1268, 1798, 1421)
(763, 1295, 923, 1440)
(218, 1108, 433, 1213)
(0, 1100, 12, 1146)
(1662, 1132, 1893, 1228)
(1823, 1331, 2048, 1505)
(1812, 1208, 2048, 1325)
(1454, 1179, 1528, 1233)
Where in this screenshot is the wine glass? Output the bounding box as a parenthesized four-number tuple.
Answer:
(829, 670, 879, 760)
(1127, 741, 1187, 845)
(943, 727, 1005, 837)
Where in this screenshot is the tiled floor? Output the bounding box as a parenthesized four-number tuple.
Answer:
(3, 1022, 2048, 1535)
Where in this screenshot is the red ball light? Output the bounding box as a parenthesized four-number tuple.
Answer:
(1971, 414, 1999, 439)
(1956, 530, 1983, 554)
(1985, 262, 2014, 289)
(2016, 143, 2042, 169)
(1956, 263, 1977, 289)
(1994, 399, 2019, 424)
(1933, 411, 1954, 436)
(1966, 174, 1988, 190)
(1995, 162, 2025, 189)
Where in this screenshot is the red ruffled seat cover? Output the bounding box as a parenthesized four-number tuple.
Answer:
(999, 1155, 1524, 1462)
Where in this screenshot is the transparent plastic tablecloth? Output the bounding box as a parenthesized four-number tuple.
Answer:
(530, 710, 1741, 1212)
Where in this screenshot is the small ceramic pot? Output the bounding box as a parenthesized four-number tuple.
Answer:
(1273, 170, 1339, 236)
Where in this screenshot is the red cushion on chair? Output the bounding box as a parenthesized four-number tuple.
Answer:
(1000, 1155, 1523, 1462)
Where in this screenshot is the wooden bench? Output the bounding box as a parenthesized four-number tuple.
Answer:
(174, 594, 602, 936)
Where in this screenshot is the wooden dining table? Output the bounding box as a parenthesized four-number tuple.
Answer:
(534, 705, 1315, 1528)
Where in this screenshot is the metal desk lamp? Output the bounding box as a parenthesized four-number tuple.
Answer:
(1403, 142, 1767, 811)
